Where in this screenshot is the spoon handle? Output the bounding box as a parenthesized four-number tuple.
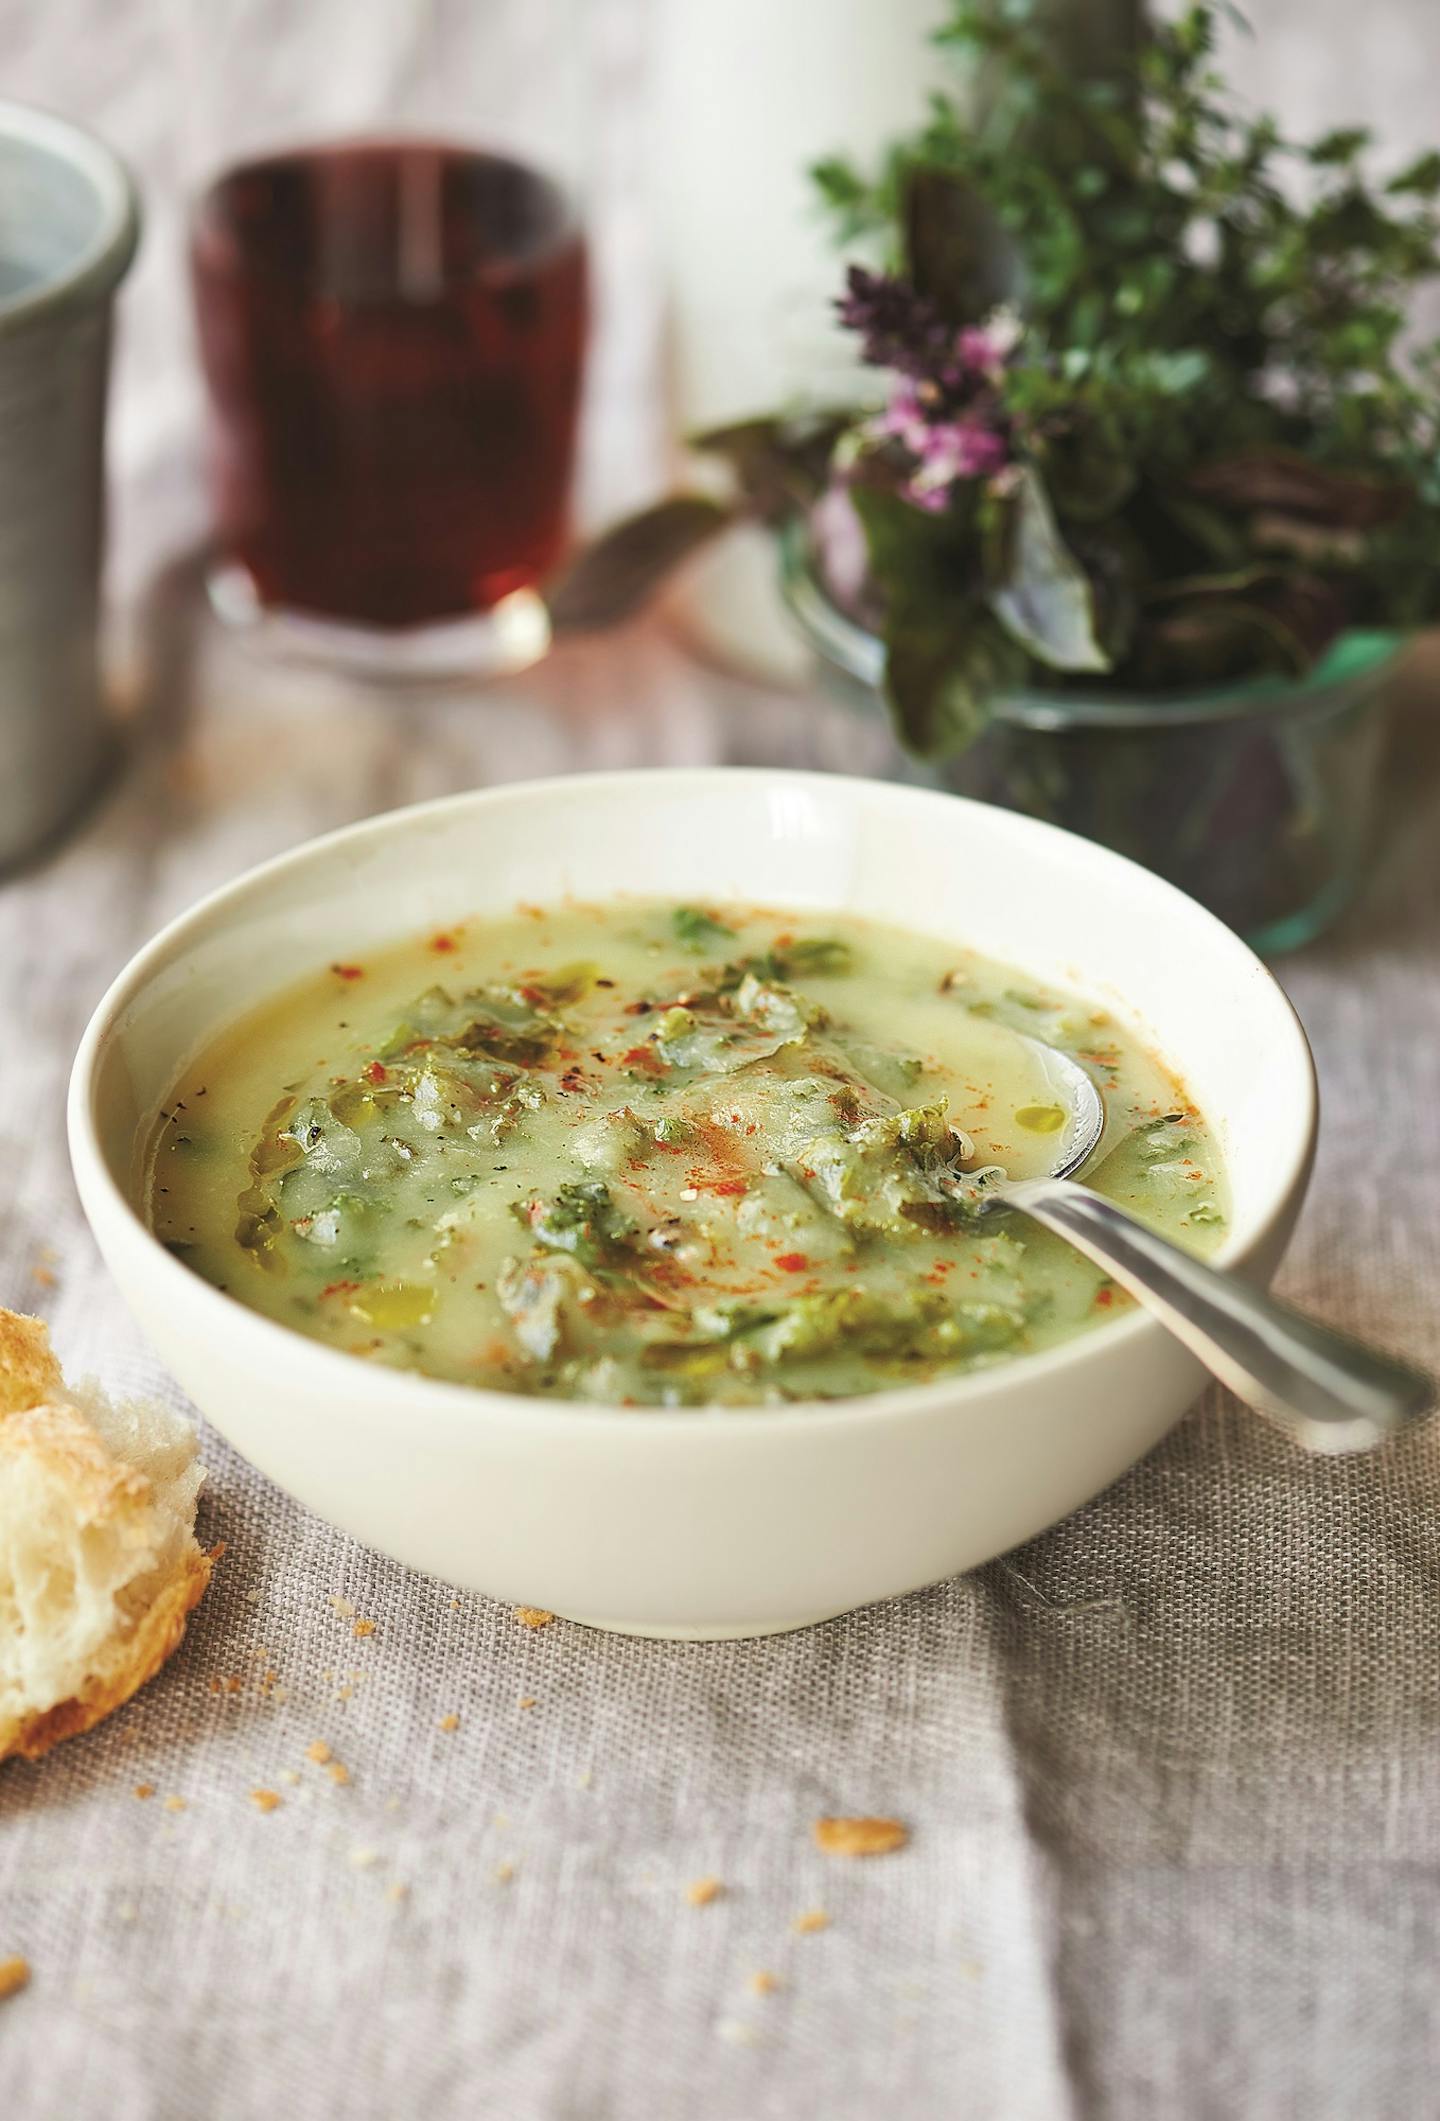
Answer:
(1004, 1177, 1435, 1454)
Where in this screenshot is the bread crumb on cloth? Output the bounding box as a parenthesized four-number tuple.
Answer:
(513, 1606, 554, 1629)
(0, 1957, 30, 2002)
(306, 1741, 332, 1764)
(812, 1816, 909, 1857)
(748, 1970, 780, 1996)
(250, 1788, 282, 1813)
(792, 1908, 830, 1934)
(685, 1876, 723, 1907)
(437, 1714, 459, 1732)
(351, 1619, 376, 1640)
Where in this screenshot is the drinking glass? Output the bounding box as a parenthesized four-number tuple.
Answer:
(173, 0, 590, 677)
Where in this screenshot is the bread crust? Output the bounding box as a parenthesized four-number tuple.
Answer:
(0, 1309, 64, 1417)
(3, 1541, 219, 1762)
(0, 1309, 218, 1766)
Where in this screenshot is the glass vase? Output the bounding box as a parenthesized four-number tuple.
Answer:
(781, 535, 1401, 955)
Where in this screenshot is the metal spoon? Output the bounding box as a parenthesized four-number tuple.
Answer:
(955, 1035, 1435, 1456)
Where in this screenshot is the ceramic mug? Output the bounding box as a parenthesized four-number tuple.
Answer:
(0, 100, 138, 869)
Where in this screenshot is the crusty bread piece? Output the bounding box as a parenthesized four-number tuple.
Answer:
(0, 1307, 62, 1417)
(0, 1309, 216, 1764)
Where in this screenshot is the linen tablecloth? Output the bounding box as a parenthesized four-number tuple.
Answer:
(6, 0, 1440, 2106)
(2, 599, 1439, 2121)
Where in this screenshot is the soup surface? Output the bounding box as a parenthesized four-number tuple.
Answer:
(149, 901, 1227, 1406)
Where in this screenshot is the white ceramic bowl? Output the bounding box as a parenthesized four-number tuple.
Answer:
(69, 770, 1316, 1637)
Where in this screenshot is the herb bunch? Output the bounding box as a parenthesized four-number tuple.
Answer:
(555, 1, 1440, 756)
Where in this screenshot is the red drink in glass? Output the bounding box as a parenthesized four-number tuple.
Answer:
(189, 141, 587, 630)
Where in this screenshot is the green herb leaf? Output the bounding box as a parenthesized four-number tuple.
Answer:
(1186, 450, 1410, 530)
(1128, 586, 1313, 687)
(811, 153, 896, 241)
(1308, 126, 1371, 167)
(671, 906, 737, 953)
(515, 1181, 635, 1270)
(788, 1100, 968, 1237)
(691, 413, 851, 524)
(884, 620, 999, 757)
(497, 1253, 598, 1363)
(1135, 565, 1350, 682)
(544, 497, 736, 636)
(682, 1284, 1023, 1370)
(847, 480, 1026, 756)
(780, 937, 855, 977)
(986, 466, 1111, 674)
(903, 164, 1010, 320)
(1387, 151, 1440, 198)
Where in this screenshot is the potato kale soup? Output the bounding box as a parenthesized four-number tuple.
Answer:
(148, 902, 1227, 1407)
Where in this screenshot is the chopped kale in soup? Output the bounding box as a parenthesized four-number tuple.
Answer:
(149, 902, 1227, 1405)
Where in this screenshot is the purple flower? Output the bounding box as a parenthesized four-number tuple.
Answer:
(836, 265, 955, 379)
(938, 420, 1009, 479)
(870, 377, 1012, 506)
(809, 482, 871, 612)
(905, 418, 1010, 508)
(874, 379, 932, 454)
(956, 307, 1023, 380)
(839, 265, 1019, 514)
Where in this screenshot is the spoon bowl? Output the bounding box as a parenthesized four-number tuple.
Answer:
(977, 1030, 1435, 1454)
(1016, 1033, 1106, 1182)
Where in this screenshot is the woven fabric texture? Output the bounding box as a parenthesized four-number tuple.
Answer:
(1, 616, 1439, 2120)
(4, 1, 1440, 2104)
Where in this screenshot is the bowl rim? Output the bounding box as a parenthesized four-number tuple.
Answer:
(0, 97, 140, 335)
(67, 766, 1318, 1445)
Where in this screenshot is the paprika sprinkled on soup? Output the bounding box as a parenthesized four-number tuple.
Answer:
(149, 901, 1226, 1406)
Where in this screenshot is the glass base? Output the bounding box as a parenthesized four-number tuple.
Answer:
(206, 562, 552, 683)
(1241, 869, 1359, 959)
